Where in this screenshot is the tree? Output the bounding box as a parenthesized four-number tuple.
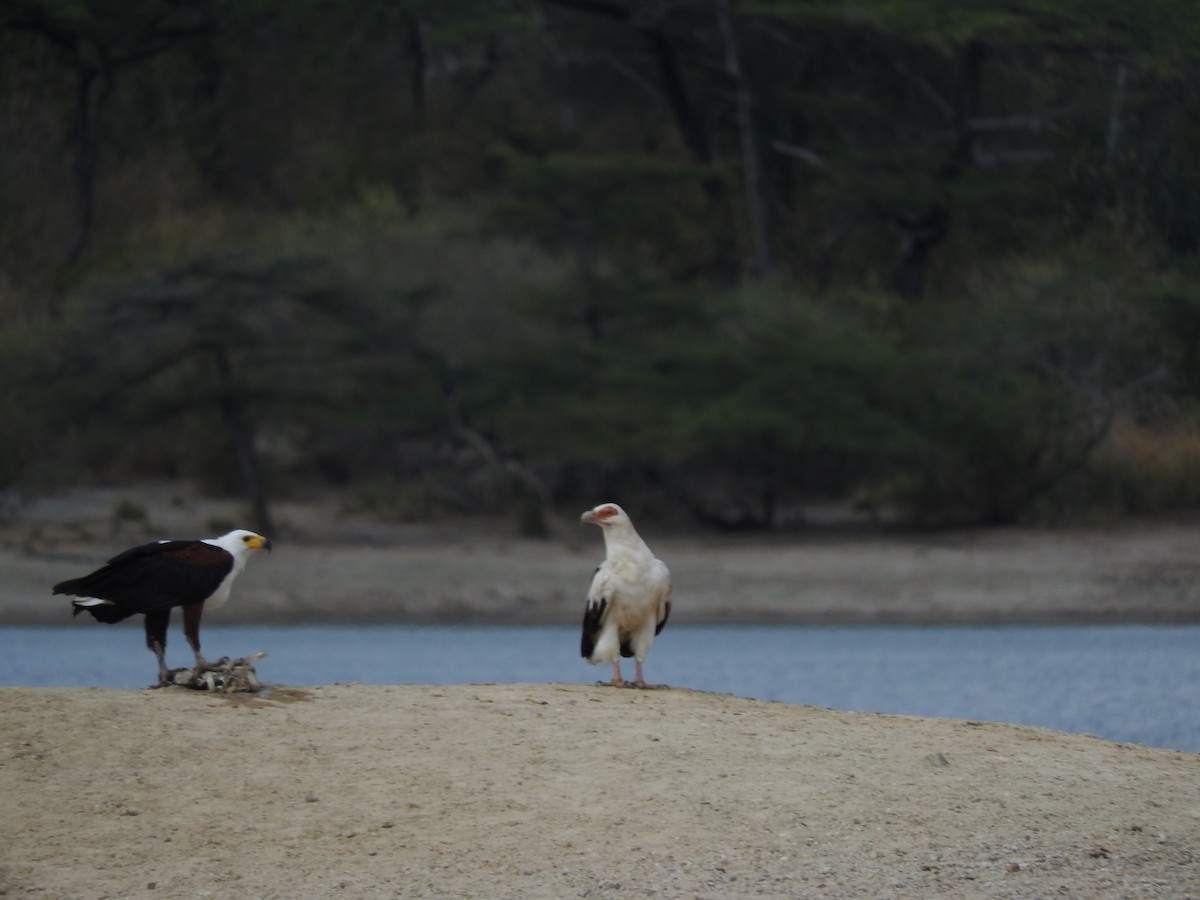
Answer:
(3, 1, 224, 262)
(45, 257, 366, 534)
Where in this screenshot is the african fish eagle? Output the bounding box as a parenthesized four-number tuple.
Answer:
(53, 529, 271, 685)
(580, 503, 672, 688)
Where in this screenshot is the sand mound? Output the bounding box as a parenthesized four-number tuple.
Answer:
(2, 683, 1197, 898)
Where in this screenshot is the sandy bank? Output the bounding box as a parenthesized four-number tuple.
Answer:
(2, 683, 1197, 898)
(6, 509, 1200, 626)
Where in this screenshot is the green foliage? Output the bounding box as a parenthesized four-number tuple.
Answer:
(1035, 414, 1200, 522)
(0, 319, 49, 490)
(1152, 283, 1200, 394)
(657, 289, 907, 456)
(488, 148, 723, 281)
(748, 0, 1200, 71)
(4, 0, 1200, 526)
(869, 250, 1170, 523)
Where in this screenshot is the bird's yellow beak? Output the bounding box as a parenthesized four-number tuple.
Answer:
(250, 535, 272, 552)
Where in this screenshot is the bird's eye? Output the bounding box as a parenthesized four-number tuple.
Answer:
(242, 536, 252, 543)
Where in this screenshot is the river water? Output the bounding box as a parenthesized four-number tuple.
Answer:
(2, 624, 1197, 752)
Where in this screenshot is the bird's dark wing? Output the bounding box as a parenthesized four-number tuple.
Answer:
(580, 563, 612, 659)
(581, 595, 608, 659)
(656, 599, 671, 635)
(53, 540, 233, 614)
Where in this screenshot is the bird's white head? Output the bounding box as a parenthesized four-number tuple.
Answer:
(211, 529, 272, 557)
(580, 503, 629, 528)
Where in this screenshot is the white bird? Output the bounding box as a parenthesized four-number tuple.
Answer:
(579, 502, 672, 688)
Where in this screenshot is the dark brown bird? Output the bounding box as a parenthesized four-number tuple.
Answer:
(53, 529, 271, 685)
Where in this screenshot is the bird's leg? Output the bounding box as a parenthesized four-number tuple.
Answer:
(631, 659, 666, 689)
(144, 609, 172, 687)
(610, 660, 625, 687)
(182, 603, 210, 671)
(633, 659, 647, 688)
(150, 639, 171, 687)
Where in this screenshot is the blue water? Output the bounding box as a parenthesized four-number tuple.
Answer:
(1, 624, 1197, 752)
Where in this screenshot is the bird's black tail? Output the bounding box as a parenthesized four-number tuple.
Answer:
(52, 577, 86, 597)
(69, 599, 133, 624)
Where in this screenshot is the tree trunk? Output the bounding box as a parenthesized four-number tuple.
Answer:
(891, 40, 985, 300)
(891, 205, 950, 301)
(68, 67, 103, 264)
(211, 347, 276, 537)
(406, 13, 430, 127)
(716, 0, 772, 279)
(1105, 62, 1127, 168)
